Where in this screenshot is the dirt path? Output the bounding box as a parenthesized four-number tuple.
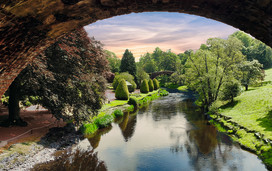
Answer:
(0, 105, 65, 149)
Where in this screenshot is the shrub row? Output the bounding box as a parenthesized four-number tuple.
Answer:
(140, 79, 160, 93)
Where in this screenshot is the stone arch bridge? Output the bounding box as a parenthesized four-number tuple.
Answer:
(150, 71, 174, 79)
(0, 0, 272, 98)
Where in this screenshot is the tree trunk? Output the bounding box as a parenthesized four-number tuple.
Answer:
(245, 84, 248, 91)
(6, 81, 27, 126)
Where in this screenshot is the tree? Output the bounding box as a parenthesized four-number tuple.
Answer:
(120, 49, 137, 78)
(231, 31, 272, 69)
(221, 81, 242, 102)
(237, 60, 264, 91)
(105, 50, 121, 73)
(185, 37, 245, 110)
(159, 50, 180, 71)
(5, 28, 108, 126)
(136, 68, 150, 85)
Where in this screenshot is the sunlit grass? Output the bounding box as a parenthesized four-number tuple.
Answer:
(219, 82, 272, 140)
(177, 85, 188, 91)
(265, 68, 272, 82)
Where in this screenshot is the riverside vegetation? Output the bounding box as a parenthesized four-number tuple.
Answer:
(80, 88, 168, 136)
(207, 68, 272, 169)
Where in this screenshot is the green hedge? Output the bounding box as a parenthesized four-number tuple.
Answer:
(113, 109, 123, 117)
(128, 96, 138, 107)
(153, 79, 159, 90)
(94, 114, 114, 129)
(148, 79, 154, 92)
(113, 72, 136, 90)
(140, 79, 149, 93)
(115, 79, 129, 100)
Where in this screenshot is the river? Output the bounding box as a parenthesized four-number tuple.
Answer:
(35, 91, 267, 171)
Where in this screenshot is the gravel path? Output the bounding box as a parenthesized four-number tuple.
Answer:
(0, 124, 84, 171)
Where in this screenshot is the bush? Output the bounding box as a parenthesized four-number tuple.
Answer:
(128, 81, 136, 93)
(94, 114, 114, 129)
(80, 123, 98, 134)
(128, 96, 138, 107)
(113, 72, 136, 90)
(153, 79, 159, 90)
(113, 109, 123, 117)
(148, 79, 154, 92)
(221, 81, 242, 102)
(140, 79, 149, 93)
(115, 79, 129, 100)
(159, 89, 169, 96)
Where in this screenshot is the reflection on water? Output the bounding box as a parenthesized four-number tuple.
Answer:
(89, 92, 267, 171)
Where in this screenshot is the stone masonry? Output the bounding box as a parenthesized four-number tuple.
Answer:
(0, 0, 272, 98)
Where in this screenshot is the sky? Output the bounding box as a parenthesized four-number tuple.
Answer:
(84, 12, 238, 60)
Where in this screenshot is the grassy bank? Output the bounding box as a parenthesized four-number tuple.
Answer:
(80, 89, 168, 136)
(209, 68, 272, 169)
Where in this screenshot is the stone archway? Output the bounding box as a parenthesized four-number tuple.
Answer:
(0, 0, 271, 97)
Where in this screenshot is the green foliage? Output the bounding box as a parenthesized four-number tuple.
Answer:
(115, 79, 129, 100)
(231, 31, 272, 69)
(237, 60, 264, 90)
(140, 79, 149, 93)
(80, 123, 98, 135)
(128, 81, 136, 93)
(185, 37, 245, 109)
(8, 29, 108, 124)
(120, 49, 137, 78)
(113, 72, 136, 90)
(94, 114, 114, 129)
(153, 78, 159, 90)
(148, 79, 154, 92)
(136, 68, 150, 85)
(128, 96, 138, 107)
(112, 109, 123, 117)
(221, 81, 242, 102)
(105, 50, 121, 73)
(159, 89, 169, 96)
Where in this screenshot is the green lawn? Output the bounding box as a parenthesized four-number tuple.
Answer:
(265, 68, 272, 82)
(218, 69, 272, 140)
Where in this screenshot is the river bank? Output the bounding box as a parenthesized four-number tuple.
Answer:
(207, 82, 272, 170)
(0, 89, 166, 170)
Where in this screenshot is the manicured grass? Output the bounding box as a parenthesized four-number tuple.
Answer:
(265, 68, 272, 82)
(219, 84, 272, 140)
(177, 85, 188, 91)
(212, 69, 272, 168)
(81, 89, 163, 135)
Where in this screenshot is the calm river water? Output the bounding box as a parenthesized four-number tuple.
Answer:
(35, 91, 267, 171)
(88, 91, 267, 171)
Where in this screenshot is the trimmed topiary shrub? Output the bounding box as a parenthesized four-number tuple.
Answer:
(94, 114, 114, 129)
(140, 79, 149, 93)
(153, 78, 159, 90)
(148, 79, 154, 92)
(113, 109, 123, 117)
(115, 79, 129, 100)
(113, 72, 136, 90)
(128, 96, 138, 107)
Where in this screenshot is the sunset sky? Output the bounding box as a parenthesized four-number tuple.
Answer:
(84, 12, 238, 60)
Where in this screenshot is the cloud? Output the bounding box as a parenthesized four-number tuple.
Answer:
(84, 12, 238, 59)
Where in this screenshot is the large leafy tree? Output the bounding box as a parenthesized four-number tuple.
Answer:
(105, 50, 121, 73)
(185, 37, 245, 110)
(231, 31, 272, 69)
(120, 49, 137, 78)
(6, 28, 108, 126)
(237, 60, 264, 91)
